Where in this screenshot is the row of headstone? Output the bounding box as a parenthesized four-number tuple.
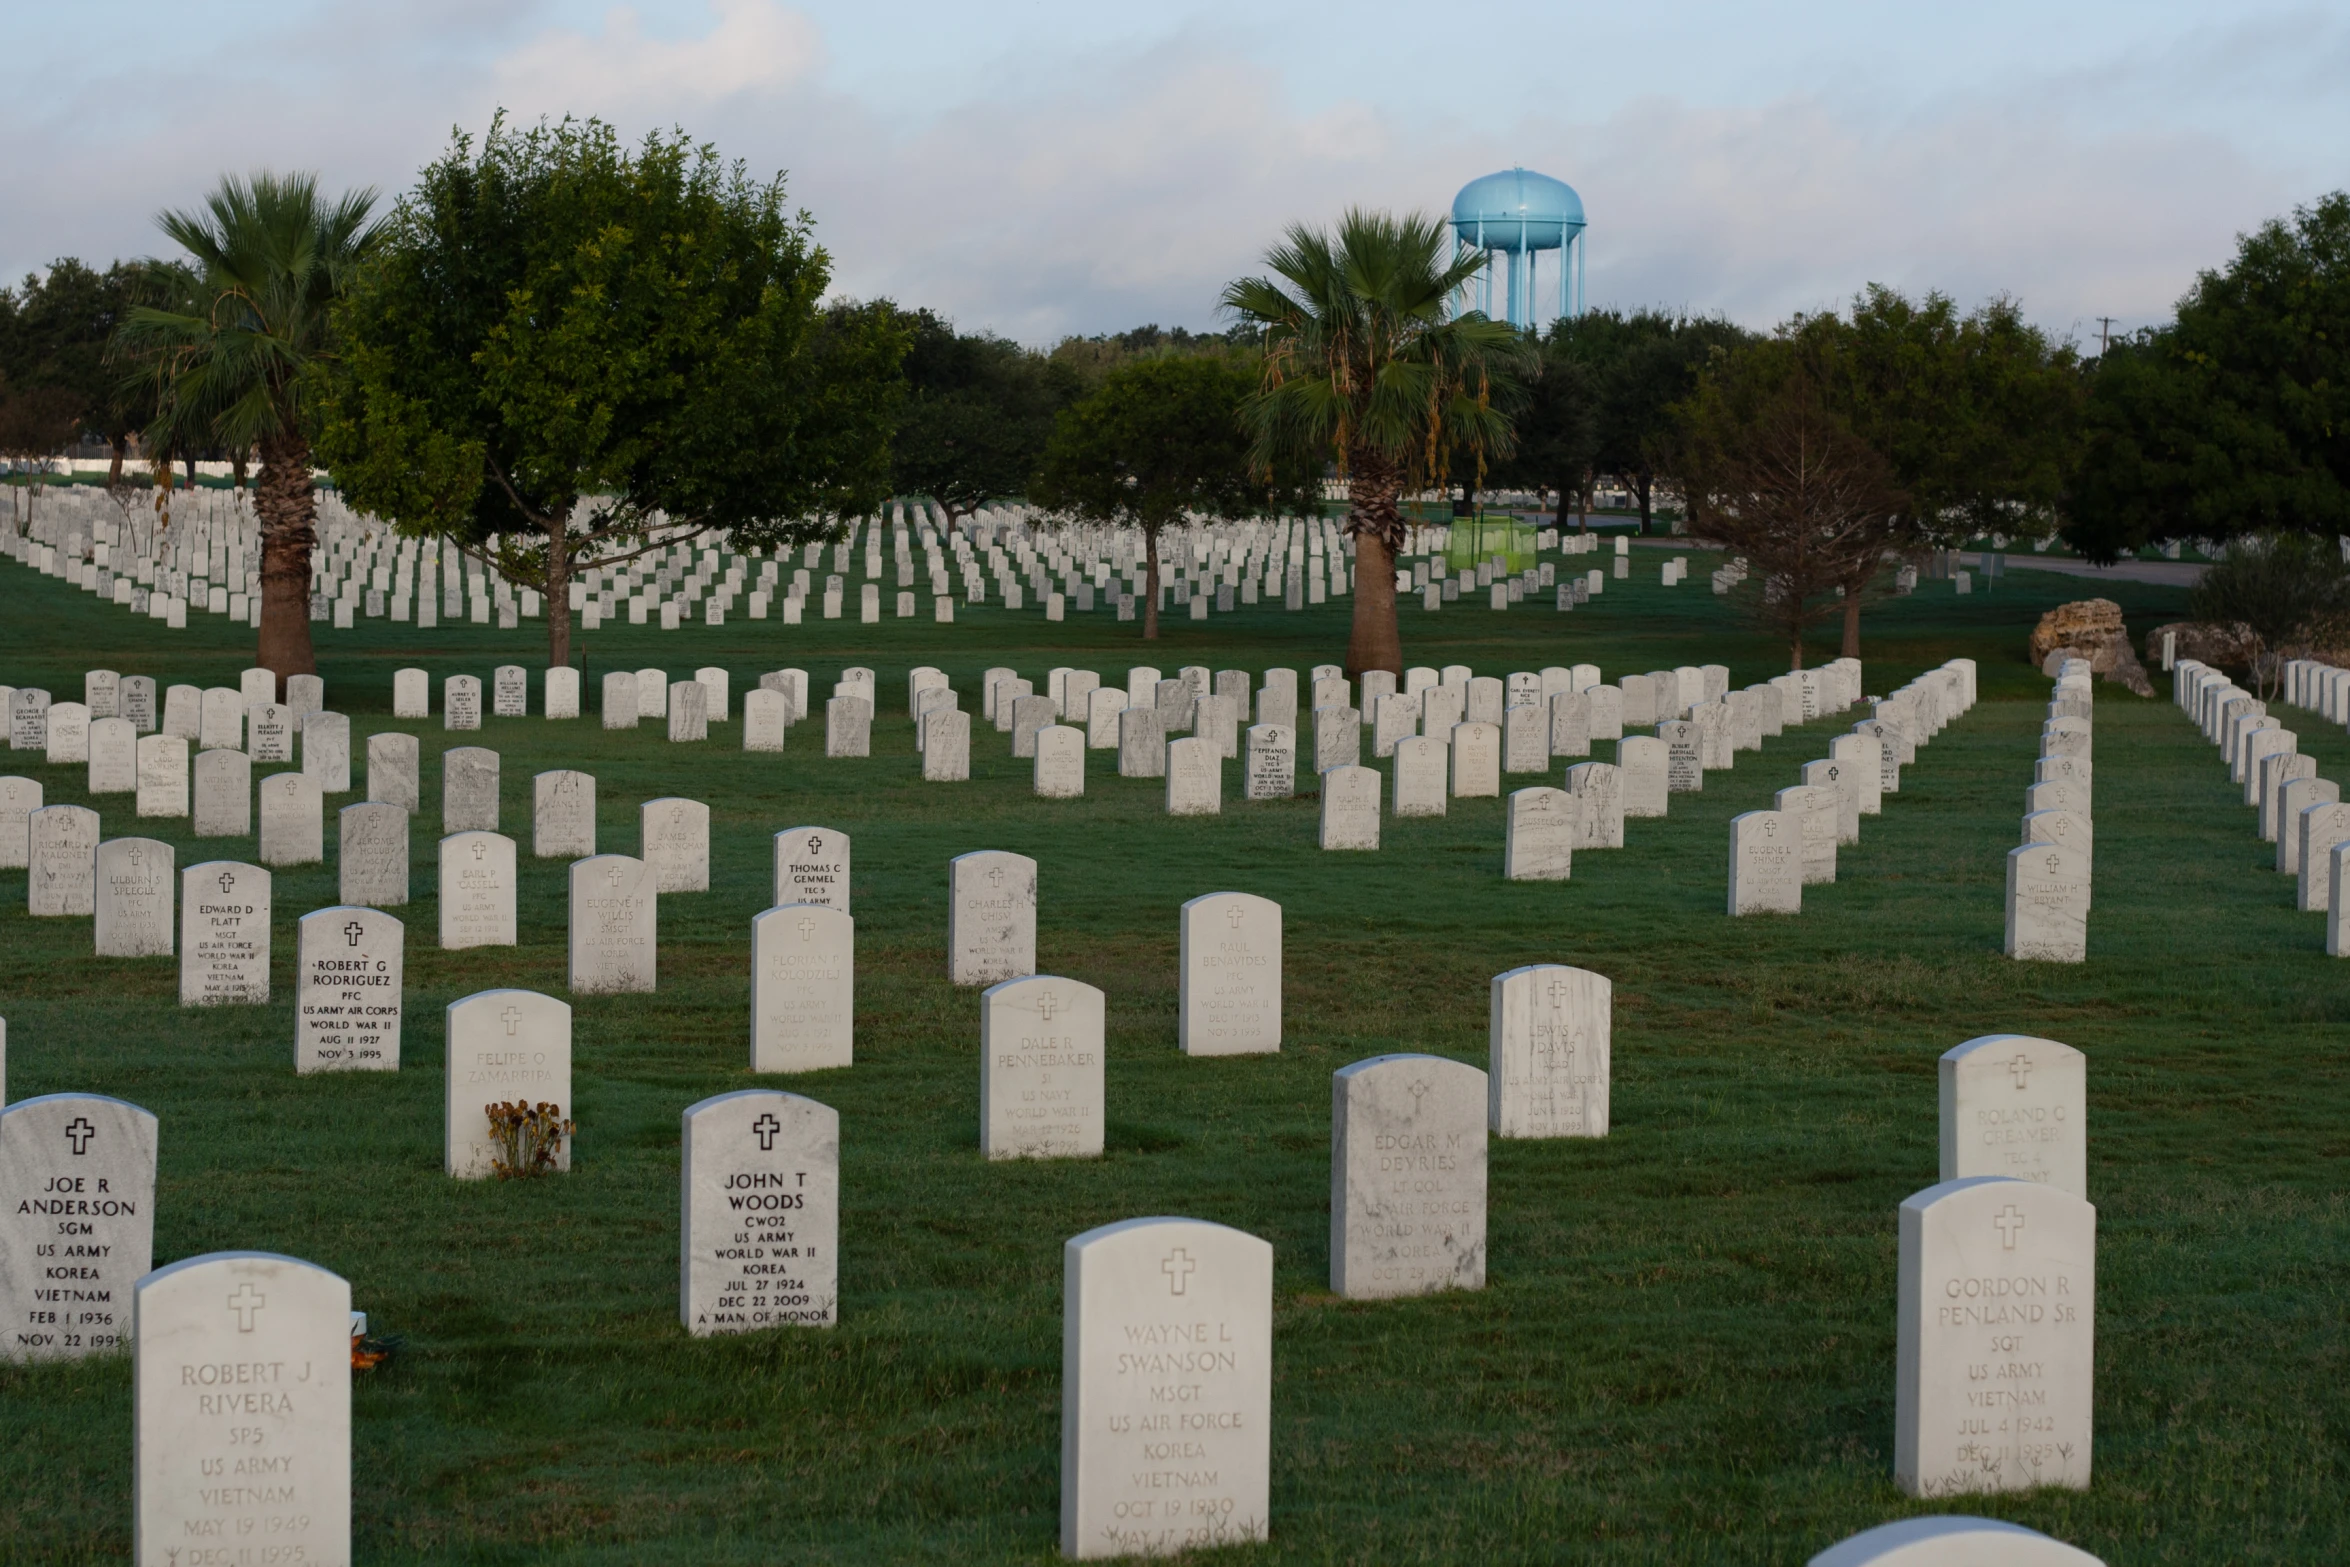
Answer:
(1729, 658, 1976, 915)
(6, 670, 324, 755)
(2008, 661, 2093, 961)
(2189, 657, 2350, 952)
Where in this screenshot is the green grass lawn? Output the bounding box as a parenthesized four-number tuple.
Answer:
(1, 552, 2343, 1565)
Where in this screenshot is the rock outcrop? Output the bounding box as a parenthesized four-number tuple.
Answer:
(2031, 599, 2153, 695)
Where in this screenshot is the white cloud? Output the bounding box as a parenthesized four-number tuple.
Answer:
(493, 0, 823, 113)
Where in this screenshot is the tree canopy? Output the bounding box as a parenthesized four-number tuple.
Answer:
(890, 312, 1075, 521)
(315, 115, 905, 666)
(0, 258, 159, 478)
(2069, 192, 2350, 560)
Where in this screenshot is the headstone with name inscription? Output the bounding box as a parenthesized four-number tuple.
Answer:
(193, 749, 252, 837)
(544, 666, 580, 720)
(84, 669, 120, 719)
(444, 988, 572, 1178)
(44, 701, 90, 766)
(1802, 758, 1861, 845)
(87, 717, 136, 794)
(1660, 720, 1702, 792)
(258, 773, 324, 866)
(439, 830, 517, 949)
(0, 1091, 157, 1362)
(1449, 721, 1501, 798)
(1034, 724, 1085, 797)
(1939, 1034, 2086, 1197)
(1059, 1216, 1271, 1559)
(493, 664, 528, 717)
(1244, 723, 1294, 799)
(296, 905, 403, 1072)
(392, 667, 428, 718)
(339, 801, 409, 907)
(121, 676, 158, 733)
(1331, 1053, 1486, 1299)
(1166, 736, 1222, 815)
(2006, 843, 2089, 961)
(636, 668, 669, 719)
(569, 854, 657, 993)
(751, 904, 854, 1073)
(1087, 686, 1129, 749)
(1392, 736, 1447, 817)
(1320, 764, 1381, 849)
(197, 689, 242, 752)
(303, 711, 351, 793)
(1548, 690, 1590, 758)
(641, 797, 711, 893)
(949, 849, 1037, 985)
(602, 671, 639, 730)
(443, 674, 482, 730)
(771, 826, 849, 911)
(245, 704, 293, 765)
(824, 696, 870, 757)
(284, 674, 324, 730)
(1616, 736, 1667, 818)
(1896, 1176, 2095, 1496)
(1179, 891, 1280, 1055)
(668, 681, 709, 742)
(1489, 963, 1609, 1138)
(442, 746, 499, 832)
(367, 731, 420, 814)
(981, 975, 1105, 1159)
(133, 1252, 351, 1564)
(681, 1089, 840, 1334)
(743, 688, 788, 753)
(1565, 762, 1624, 848)
(1118, 706, 1166, 779)
(1313, 705, 1361, 774)
(1776, 784, 1838, 885)
(695, 666, 731, 723)
(160, 685, 198, 742)
(95, 838, 175, 957)
(178, 861, 270, 1004)
(10, 687, 51, 751)
(924, 709, 971, 781)
(1504, 787, 1578, 880)
(533, 769, 595, 858)
(28, 804, 99, 915)
(1728, 810, 1802, 914)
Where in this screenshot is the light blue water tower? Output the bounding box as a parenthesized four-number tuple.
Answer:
(1450, 167, 1586, 328)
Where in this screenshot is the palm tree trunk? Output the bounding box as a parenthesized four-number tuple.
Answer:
(1344, 450, 1405, 678)
(1142, 523, 1160, 641)
(255, 428, 319, 693)
(1841, 592, 1862, 659)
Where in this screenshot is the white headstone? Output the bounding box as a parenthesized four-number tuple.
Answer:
(1179, 892, 1280, 1055)
(1243, 724, 1294, 800)
(544, 665, 580, 720)
(1504, 787, 1578, 880)
(123, 675, 160, 732)
(133, 737, 185, 820)
(444, 988, 571, 1178)
(533, 769, 596, 858)
(296, 906, 403, 1072)
(442, 746, 499, 832)
(28, 803, 99, 915)
(1330, 1053, 1487, 1299)
(1808, 1517, 2105, 1567)
(680, 1089, 839, 1334)
(302, 711, 351, 793)
(949, 850, 1037, 985)
(750, 904, 854, 1073)
(1489, 964, 1609, 1138)
(95, 837, 175, 957)
(439, 831, 518, 949)
(743, 688, 788, 751)
(2005, 844, 2088, 962)
(258, 772, 325, 866)
(338, 801, 409, 907)
(1035, 724, 1085, 797)
(197, 689, 242, 752)
(981, 974, 1105, 1159)
(771, 826, 849, 910)
(392, 667, 429, 718)
(192, 748, 252, 837)
(178, 861, 271, 1005)
(1059, 1216, 1271, 1558)
(1775, 784, 1839, 885)
(1728, 810, 1802, 914)
(88, 716, 137, 793)
(1166, 736, 1222, 815)
(1319, 764, 1381, 849)
(636, 667, 669, 718)
(602, 671, 640, 730)
(824, 696, 871, 757)
(1616, 736, 1667, 818)
(0, 1091, 156, 1361)
(284, 674, 324, 730)
(161, 685, 200, 741)
(492, 663, 528, 717)
(640, 797, 711, 893)
(1897, 1176, 2095, 1496)
(569, 854, 656, 993)
(359, 732, 419, 818)
(1449, 721, 1501, 797)
(443, 674, 483, 730)
(0, 774, 40, 864)
(1119, 707, 1166, 778)
(923, 708, 972, 781)
(1939, 1035, 2086, 1198)
(1565, 762, 1623, 848)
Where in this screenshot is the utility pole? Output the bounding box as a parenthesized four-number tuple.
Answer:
(2095, 317, 2119, 356)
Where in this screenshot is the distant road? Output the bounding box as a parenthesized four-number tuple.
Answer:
(1997, 556, 2206, 588)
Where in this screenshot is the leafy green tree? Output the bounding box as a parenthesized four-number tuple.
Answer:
(2070, 193, 2350, 559)
(1221, 209, 1523, 676)
(2188, 532, 2350, 697)
(115, 175, 384, 687)
(891, 311, 1073, 522)
(1030, 355, 1314, 640)
(1678, 335, 1907, 668)
(0, 258, 163, 487)
(1493, 334, 1598, 525)
(1553, 309, 1751, 535)
(315, 116, 906, 669)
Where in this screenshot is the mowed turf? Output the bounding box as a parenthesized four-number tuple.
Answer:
(0, 545, 2344, 1565)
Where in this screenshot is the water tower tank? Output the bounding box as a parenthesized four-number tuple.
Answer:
(1450, 167, 1586, 327)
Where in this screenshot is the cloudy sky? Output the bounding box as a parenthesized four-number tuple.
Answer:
(5, 1, 2344, 345)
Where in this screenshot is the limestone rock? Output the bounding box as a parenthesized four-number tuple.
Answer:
(2031, 599, 2152, 696)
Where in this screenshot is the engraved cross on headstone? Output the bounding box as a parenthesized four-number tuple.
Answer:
(752, 1112, 781, 1152)
(986, 866, 1004, 888)
(2007, 1053, 2036, 1091)
(1161, 1248, 1196, 1296)
(471, 840, 487, 861)
(64, 1116, 96, 1155)
(797, 916, 816, 941)
(227, 1282, 267, 1332)
(217, 869, 237, 895)
(1993, 1205, 2027, 1250)
(1547, 975, 1572, 1007)
(344, 919, 366, 947)
(501, 1005, 522, 1036)
(1036, 991, 1059, 1022)
(1224, 905, 1246, 928)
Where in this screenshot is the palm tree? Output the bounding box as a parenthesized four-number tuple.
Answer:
(115, 173, 382, 693)
(1221, 210, 1525, 676)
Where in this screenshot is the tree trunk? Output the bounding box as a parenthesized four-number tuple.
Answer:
(108, 437, 126, 491)
(1841, 591, 1862, 659)
(1789, 630, 1805, 671)
(1343, 448, 1406, 678)
(1142, 524, 1160, 640)
(254, 428, 319, 694)
(545, 522, 574, 669)
(1635, 473, 1654, 536)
